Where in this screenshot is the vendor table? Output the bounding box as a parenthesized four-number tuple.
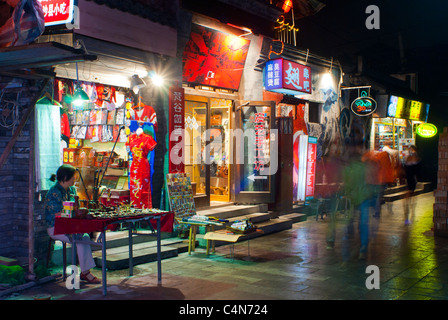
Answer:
(54, 211, 174, 296)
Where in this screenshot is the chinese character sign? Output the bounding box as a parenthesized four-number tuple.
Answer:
(169, 85, 185, 173)
(38, 0, 74, 26)
(264, 58, 312, 95)
(254, 112, 266, 172)
(305, 136, 317, 200)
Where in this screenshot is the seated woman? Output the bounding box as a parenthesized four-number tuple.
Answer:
(45, 164, 100, 284)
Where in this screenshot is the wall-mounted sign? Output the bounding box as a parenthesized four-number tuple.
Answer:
(387, 95, 430, 121)
(182, 24, 250, 90)
(351, 96, 377, 116)
(305, 136, 317, 200)
(416, 123, 437, 138)
(38, 0, 74, 27)
(264, 58, 312, 95)
(169, 85, 185, 173)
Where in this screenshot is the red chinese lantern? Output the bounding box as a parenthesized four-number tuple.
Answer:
(282, 0, 293, 13)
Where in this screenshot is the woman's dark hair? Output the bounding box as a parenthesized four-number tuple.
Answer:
(51, 164, 76, 183)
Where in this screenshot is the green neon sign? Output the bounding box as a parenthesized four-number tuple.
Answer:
(416, 123, 437, 138)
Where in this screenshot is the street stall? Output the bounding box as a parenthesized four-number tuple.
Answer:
(53, 207, 173, 296)
(35, 75, 174, 295)
(371, 94, 430, 160)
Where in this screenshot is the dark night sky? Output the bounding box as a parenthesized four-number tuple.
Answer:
(295, 0, 448, 185)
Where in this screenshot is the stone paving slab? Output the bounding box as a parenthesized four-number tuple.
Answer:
(4, 192, 448, 302)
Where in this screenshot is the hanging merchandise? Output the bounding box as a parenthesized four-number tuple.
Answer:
(127, 129, 157, 209)
(130, 102, 158, 132)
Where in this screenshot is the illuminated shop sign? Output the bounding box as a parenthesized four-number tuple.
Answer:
(387, 95, 430, 121)
(351, 96, 377, 116)
(416, 123, 437, 138)
(182, 24, 250, 90)
(264, 58, 312, 95)
(38, 0, 74, 26)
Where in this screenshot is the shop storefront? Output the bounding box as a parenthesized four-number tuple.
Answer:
(372, 94, 430, 160)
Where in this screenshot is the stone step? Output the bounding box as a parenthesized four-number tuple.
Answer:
(196, 203, 268, 220)
(93, 245, 179, 270)
(279, 212, 307, 224)
(383, 187, 426, 202)
(92, 238, 189, 270)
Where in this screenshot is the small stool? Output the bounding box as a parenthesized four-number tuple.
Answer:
(46, 238, 67, 280)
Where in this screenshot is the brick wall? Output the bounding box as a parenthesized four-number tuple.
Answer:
(0, 75, 49, 263)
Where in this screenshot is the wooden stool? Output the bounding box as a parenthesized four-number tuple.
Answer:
(46, 238, 67, 280)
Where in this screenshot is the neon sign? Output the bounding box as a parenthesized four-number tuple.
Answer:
(264, 58, 312, 95)
(416, 123, 437, 138)
(351, 96, 377, 116)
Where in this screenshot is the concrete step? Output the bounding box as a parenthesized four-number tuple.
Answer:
(280, 212, 307, 224)
(383, 187, 426, 202)
(196, 203, 268, 220)
(92, 238, 188, 270)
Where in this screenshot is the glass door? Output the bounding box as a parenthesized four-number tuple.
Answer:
(232, 101, 276, 204)
(210, 98, 231, 202)
(185, 99, 207, 197)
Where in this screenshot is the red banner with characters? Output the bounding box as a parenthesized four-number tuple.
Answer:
(38, 0, 74, 26)
(169, 85, 185, 173)
(305, 136, 317, 200)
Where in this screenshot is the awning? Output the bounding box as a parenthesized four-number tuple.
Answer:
(0, 41, 97, 78)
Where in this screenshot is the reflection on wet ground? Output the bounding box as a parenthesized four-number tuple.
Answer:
(5, 192, 448, 300)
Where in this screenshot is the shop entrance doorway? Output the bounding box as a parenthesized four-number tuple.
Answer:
(184, 95, 232, 203)
(232, 101, 276, 204)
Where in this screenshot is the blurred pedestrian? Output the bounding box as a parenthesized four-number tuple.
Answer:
(323, 143, 344, 250)
(341, 139, 376, 261)
(403, 145, 421, 225)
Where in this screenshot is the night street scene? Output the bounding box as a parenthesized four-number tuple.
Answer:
(1, 0, 448, 314)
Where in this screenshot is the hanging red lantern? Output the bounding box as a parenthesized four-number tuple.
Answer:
(282, 0, 293, 13)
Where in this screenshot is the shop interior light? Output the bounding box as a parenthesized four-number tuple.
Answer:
(131, 74, 146, 94)
(73, 62, 90, 107)
(72, 86, 90, 107)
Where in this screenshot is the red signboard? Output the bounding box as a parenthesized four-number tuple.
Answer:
(182, 24, 250, 90)
(264, 58, 312, 95)
(169, 85, 185, 173)
(38, 0, 74, 26)
(305, 136, 317, 200)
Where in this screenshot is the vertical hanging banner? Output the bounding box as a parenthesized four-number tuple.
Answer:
(305, 136, 317, 200)
(37, 0, 74, 26)
(169, 85, 185, 173)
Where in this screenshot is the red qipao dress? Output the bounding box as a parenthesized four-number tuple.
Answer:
(127, 133, 157, 208)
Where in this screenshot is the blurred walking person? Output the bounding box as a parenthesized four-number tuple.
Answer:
(403, 145, 421, 225)
(341, 138, 376, 261)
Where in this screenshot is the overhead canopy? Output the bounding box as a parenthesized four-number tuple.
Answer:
(0, 41, 97, 78)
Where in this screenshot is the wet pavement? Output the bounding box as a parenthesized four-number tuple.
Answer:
(4, 192, 448, 301)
